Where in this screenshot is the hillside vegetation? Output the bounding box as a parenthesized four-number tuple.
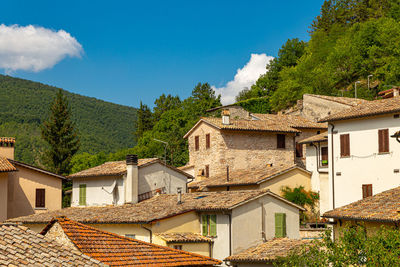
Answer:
(237, 0, 400, 110)
(0, 75, 137, 165)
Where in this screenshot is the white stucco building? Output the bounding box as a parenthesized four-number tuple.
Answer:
(69, 155, 192, 207)
(321, 96, 400, 210)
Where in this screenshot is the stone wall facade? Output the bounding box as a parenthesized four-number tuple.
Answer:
(187, 122, 296, 178)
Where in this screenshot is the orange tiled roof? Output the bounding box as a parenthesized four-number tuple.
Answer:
(225, 238, 311, 263)
(323, 186, 400, 222)
(0, 223, 102, 266)
(298, 132, 328, 144)
(69, 158, 192, 178)
(188, 165, 310, 189)
(0, 137, 15, 143)
(9, 190, 304, 224)
(41, 217, 221, 266)
(251, 113, 327, 129)
(156, 233, 213, 243)
(0, 156, 16, 172)
(320, 97, 400, 122)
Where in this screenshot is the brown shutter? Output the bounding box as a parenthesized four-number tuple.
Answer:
(340, 134, 350, 157)
(205, 165, 209, 177)
(277, 134, 285, 149)
(35, 188, 45, 208)
(362, 184, 373, 199)
(296, 143, 303, 158)
(378, 129, 389, 153)
(206, 134, 210, 149)
(367, 184, 373, 197)
(195, 136, 199, 151)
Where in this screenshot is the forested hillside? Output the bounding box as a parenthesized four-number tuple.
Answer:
(237, 0, 400, 110)
(0, 75, 137, 165)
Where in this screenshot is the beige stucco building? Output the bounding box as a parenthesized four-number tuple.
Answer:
(0, 137, 65, 221)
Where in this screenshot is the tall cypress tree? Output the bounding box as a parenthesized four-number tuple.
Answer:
(41, 89, 80, 176)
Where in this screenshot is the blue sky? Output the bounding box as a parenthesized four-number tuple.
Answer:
(0, 0, 324, 108)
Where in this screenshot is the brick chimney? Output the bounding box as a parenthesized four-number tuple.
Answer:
(125, 154, 139, 204)
(222, 109, 230, 125)
(0, 137, 15, 160)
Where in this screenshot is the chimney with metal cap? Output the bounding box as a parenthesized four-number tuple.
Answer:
(222, 109, 230, 125)
(125, 154, 139, 204)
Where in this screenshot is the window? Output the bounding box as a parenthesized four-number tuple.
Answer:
(205, 165, 209, 178)
(206, 134, 210, 149)
(295, 143, 303, 158)
(362, 184, 373, 199)
(195, 136, 199, 151)
(378, 129, 389, 153)
(202, 214, 217, 237)
(125, 234, 136, 239)
(340, 134, 350, 157)
(79, 184, 86, 206)
(173, 245, 183, 250)
(321, 147, 328, 166)
(35, 189, 45, 208)
(277, 134, 285, 149)
(275, 213, 286, 238)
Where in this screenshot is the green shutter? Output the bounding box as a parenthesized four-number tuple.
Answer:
(202, 215, 208, 236)
(275, 213, 286, 238)
(79, 184, 86, 206)
(210, 215, 217, 237)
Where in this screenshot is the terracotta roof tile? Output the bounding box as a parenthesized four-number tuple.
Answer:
(323, 186, 400, 222)
(0, 223, 102, 266)
(225, 238, 311, 263)
(320, 97, 400, 122)
(69, 158, 192, 178)
(0, 137, 15, 143)
(298, 132, 328, 144)
(156, 233, 213, 243)
(251, 114, 327, 129)
(188, 165, 310, 189)
(9, 190, 304, 224)
(41, 218, 220, 266)
(0, 157, 16, 172)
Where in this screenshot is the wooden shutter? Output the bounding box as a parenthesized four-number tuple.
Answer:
(340, 134, 350, 157)
(206, 134, 210, 149)
(277, 134, 285, 149)
(202, 215, 208, 236)
(35, 189, 45, 208)
(275, 213, 286, 238)
(296, 143, 303, 157)
(378, 129, 389, 153)
(210, 215, 217, 237)
(79, 184, 86, 206)
(321, 147, 328, 166)
(195, 136, 199, 151)
(362, 184, 373, 199)
(205, 165, 209, 178)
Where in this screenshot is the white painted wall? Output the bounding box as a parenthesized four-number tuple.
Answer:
(212, 214, 230, 263)
(328, 114, 400, 210)
(304, 142, 330, 215)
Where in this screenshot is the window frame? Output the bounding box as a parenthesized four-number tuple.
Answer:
(206, 133, 210, 149)
(277, 134, 286, 149)
(202, 214, 217, 237)
(275, 213, 287, 238)
(35, 188, 45, 208)
(320, 146, 328, 167)
(173, 245, 183, 250)
(340, 134, 350, 157)
(378, 129, 389, 153)
(195, 135, 200, 151)
(362, 184, 373, 199)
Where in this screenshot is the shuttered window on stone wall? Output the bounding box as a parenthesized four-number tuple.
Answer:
(296, 143, 303, 157)
(340, 134, 350, 157)
(362, 184, 373, 199)
(206, 134, 210, 149)
(275, 213, 286, 238)
(79, 184, 86, 206)
(378, 129, 389, 153)
(195, 136, 199, 151)
(35, 188, 45, 208)
(277, 134, 286, 149)
(202, 214, 217, 237)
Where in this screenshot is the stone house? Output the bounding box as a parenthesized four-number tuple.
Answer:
(0, 137, 66, 221)
(323, 186, 400, 239)
(10, 189, 305, 264)
(41, 217, 221, 266)
(183, 111, 326, 180)
(68, 155, 192, 206)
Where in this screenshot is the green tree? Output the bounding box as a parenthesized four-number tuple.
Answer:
(153, 94, 181, 122)
(41, 89, 80, 175)
(135, 101, 153, 140)
(281, 186, 319, 223)
(277, 225, 400, 266)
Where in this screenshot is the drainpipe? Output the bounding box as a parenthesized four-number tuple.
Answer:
(329, 123, 336, 210)
(311, 142, 320, 173)
(293, 136, 296, 164)
(228, 214, 232, 257)
(141, 225, 152, 243)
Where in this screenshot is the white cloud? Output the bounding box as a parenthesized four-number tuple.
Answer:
(213, 53, 274, 105)
(0, 24, 83, 73)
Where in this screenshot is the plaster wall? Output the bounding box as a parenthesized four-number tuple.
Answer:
(0, 146, 14, 160)
(0, 173, 7, 222)
(7, 165, 62, 219)
(333, 220, 396, 239)
(302, 94, 353, 122)
(259, 168, 311, 195)
(328, 115, 400, 209)
(211, 214, 230, 263)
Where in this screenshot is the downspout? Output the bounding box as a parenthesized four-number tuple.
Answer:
(228, 214, 232, 257)
(311, 142, 320, 173)
(293, 136, 296, 164)
(329, 123, 336, 210)
(141, 225, 152, 243)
